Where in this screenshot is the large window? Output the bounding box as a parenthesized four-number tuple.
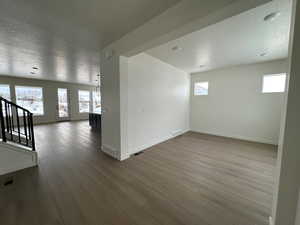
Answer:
(15, 86, 44, 115)
(194, 82, 209, 96)
(78, 90, 90, 113)
(93, 91, 101, 114)
(0, 84, 11, 100)
(262, 73, 287, 93)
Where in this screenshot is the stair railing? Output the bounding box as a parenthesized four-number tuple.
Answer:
(0, 97, 35, 151)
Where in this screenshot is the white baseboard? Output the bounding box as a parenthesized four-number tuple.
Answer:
(102, 128, 190, 160)
(101, 144, 119, 160)
(191, 129, 278, 145)
(101, 144, 130, 161)
(130, 128, 189, 155)
(119, 153, 130, 161)
(171, 129, 184, 137)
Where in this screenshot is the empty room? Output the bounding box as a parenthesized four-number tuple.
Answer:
(1, 1, 300, 225)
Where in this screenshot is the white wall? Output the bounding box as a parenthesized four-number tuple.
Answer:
(100, 52, 190, 160)
(190, 59, 288, 145)
(100, 52, 123, 159)
(127, 53, 190, 154)
(273, 1, 300, 224)
(0, 75, 95, 124)
(0, 142, 37, 175)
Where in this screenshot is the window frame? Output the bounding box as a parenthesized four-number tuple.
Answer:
(262, 73, 287, 93)
(78, 90, 91, 113)
(15, 85, 45, 116)
(194, 81, 209, 96)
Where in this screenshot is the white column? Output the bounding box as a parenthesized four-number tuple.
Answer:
(272, 0, 300, 224)
(100, 49, 129, 160)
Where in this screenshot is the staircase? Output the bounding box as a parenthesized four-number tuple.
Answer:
(0, 97, 37, 176)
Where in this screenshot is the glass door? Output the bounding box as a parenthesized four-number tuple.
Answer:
(57, 88, 70, 121)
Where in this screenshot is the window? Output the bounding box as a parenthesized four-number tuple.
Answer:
(93, 91, 101, 114)
(78, 90, 90, 113)
(194, 82, 209, 96)
(0, 84, 11, 100)
(262, 74, 286, 93)
(15, 86, 44, 115)
(58, 88, 69, 118)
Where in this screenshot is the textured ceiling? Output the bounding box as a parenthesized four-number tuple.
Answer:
(0, 0, 180, 84)
(147, 0, 292, 74)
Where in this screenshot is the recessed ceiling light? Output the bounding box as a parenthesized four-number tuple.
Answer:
(32, 66, 38, 70)
(172, 46, 182, 51)
(264, 12, 281, 22)
(260, 52, 267, 57)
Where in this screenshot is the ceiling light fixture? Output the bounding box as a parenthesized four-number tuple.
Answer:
(260, 52, 267, 57)
(264, 12, 281, 22)
(30, 72, 35, 74)
(172, 46, 182, 51)
(199, 65, 205, 68)
(32, 66, 38, 70)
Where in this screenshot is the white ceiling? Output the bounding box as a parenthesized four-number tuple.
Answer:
(0, 0, 180, 84)
(147, 0, 292, 74)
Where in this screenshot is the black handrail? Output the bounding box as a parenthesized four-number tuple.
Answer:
(0, 97, 36, 151)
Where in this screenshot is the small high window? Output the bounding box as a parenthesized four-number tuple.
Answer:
(194, 82, 209, 96)
(15, 86, 44, 115)
(262, 74, 286, 93)
(78, 90, 90, 113)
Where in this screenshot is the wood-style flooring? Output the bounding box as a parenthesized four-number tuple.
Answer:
(0, 121, 277, 225)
